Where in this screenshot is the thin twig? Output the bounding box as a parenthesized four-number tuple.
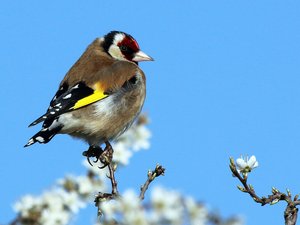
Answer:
(108, 163, 118, 195)
(229, 157, 299, 225)
(94, 141, 166, 219)
(94, 143, 119, 217)
(139, 164, 165, 200)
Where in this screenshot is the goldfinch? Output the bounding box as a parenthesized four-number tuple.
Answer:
(25, 31, 153, 155)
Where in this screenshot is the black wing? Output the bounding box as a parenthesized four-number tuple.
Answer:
(28, 82, 103, 127)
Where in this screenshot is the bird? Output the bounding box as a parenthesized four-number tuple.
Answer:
(25, 30, 153, 164)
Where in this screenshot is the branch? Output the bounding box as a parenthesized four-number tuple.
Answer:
(94, 143, 165, 218)
(94, 145, 120, 216)
(107, 163, 118, 195)
(139, 164, 165, 200)
(229, 157, 300, 225)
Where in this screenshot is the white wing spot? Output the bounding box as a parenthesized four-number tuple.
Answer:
(27, 138, 34, 145)
(48, 134, 54, 140)
(63, 94, 72, 99)
(35, 136, 45, 143)
(72, 84, 79, 89)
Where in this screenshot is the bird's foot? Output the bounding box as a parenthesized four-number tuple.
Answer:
(98, 141, 114, 169)
(82, 145, 104, 166)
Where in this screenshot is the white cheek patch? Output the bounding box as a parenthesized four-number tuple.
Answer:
(108, 33, 126, 60)
(108, 45, 124, 60)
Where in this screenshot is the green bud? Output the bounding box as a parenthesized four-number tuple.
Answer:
(286, 189, 291, 197)
(237, 185, 247, 192)
(270, 198, 279, 205)
(272, 187, 279, 194)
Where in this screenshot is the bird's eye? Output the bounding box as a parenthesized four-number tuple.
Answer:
(120, 45, 128, 52)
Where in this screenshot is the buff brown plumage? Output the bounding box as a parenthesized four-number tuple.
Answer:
(25, 31, 152, 149)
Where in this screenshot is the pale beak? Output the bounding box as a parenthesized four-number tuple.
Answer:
(132, 50, 154, 62)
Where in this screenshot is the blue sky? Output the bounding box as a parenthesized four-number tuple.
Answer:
(1, 1, 300, 224)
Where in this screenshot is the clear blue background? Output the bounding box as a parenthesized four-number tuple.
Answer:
(1, 1, 300, 225)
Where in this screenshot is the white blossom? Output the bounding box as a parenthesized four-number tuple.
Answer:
(236, 155, 259, 174)
(82, 122, 151, 167)
(59, 190, 86, 213)
(81, 160, 109, 180)
(41, 190, 65, 211)
(100, 200, 120, 221)
(13, 194, 42, 217)
(120, 189, 141, 211)
(112, 142, 133, 165)
(12, 116, 243, 225)
(13, 188, 85, 225)
(150, 186, 183, 224)
(100, 190, 147, 224)
(41, 189, 85, 215)
(119, 190, 148, 225)
(185, 197, 207, 225)
(40, 207, 69, 225)
(74, 175, 96, 196)
(59, 173, 107, 199)
(117, 123, 151, 152)
(130, 125, 152, 151)
(123, 210, 148, 225)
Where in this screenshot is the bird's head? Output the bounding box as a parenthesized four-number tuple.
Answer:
(102, 31, 153, 63)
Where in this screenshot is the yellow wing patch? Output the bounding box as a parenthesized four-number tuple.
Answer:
(71, 89, 108, 110)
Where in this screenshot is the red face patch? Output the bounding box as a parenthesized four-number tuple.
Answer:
(116, 35, 140, 62)
(118, 36, 140, 52)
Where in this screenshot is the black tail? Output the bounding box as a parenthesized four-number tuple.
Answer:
(28, 115, 48, 127)
(24, 126, 62, 147)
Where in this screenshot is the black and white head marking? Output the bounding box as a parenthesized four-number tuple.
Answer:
(102, 31, 141, 62)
